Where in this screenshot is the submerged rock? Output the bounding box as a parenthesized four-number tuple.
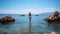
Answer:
(44, 11, 60, 23)
(20, 14, 25, 16)
(0, 16, 15, 24)
(36, 15, 38, 16)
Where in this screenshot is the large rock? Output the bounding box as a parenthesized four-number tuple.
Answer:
(0, 16, 15, 24)
(44, 11, 60, 23)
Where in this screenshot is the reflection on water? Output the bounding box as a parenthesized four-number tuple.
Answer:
(0, 14, 60, 34)
(48, 22, 60, 32)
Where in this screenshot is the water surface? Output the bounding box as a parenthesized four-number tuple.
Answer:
(0, 13, 60, 34)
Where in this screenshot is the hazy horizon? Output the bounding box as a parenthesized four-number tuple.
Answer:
(0, 0, 60, 14)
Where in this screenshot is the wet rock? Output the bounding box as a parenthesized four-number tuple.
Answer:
(36, 15, 38, 16)
(44, 11, 60, 23)
(0, 16, 15, 24)
(20, 14, 25, 16)
(2, 32, 8, 34)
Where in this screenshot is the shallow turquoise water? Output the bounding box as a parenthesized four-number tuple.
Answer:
(0, 14, 60, 34)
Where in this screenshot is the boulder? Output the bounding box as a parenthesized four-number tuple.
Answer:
(44, 11, 60, 23)
(0, 16, 15, 24)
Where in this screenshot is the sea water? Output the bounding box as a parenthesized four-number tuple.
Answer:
(0, 13, 60, 34)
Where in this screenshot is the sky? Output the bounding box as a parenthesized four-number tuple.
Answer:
(0, 0, 60, 14)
